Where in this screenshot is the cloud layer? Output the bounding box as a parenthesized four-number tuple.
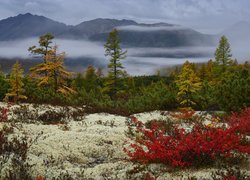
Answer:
(0, 0, 250, 33)
(117, 25, 187, 32)
(1, 37, 249, 75)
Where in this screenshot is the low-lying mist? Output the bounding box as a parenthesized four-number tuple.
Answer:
(0, 38, 249, 75)
(117, 25, 187, 32)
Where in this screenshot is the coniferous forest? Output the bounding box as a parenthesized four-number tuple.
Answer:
(0, 31, 249, 114)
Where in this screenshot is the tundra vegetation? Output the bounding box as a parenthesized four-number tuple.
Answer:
(0, 30, 249, 179)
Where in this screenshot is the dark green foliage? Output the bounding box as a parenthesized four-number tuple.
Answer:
(132, 75, 174, 87)
(0, 71, 9, 100)
(0, 33, 249, 115)
(23, 76, 75, 105)
(28, 33, 54, 62)
(124, 81, 177, 113)
(213, 65, 250, 111)
(70, 75, 177, 115)
(84, 65, 98, 91)
(196, 80, 217, 110)
(104, 28, 127, 103)
(213, 36, 233, 78)
(1, 59, 248, 114)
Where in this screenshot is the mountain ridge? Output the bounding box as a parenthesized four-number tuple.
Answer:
(0, 13, 216, 47)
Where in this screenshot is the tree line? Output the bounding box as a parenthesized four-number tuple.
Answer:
(0, 30, 249, 114)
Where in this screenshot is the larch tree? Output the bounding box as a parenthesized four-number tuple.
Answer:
(206, 59, 215, 82)
(175, 61, 201, 108)
(214, 36, 233, 75)
(0, 70, 9, 100)
(85, 65, 98, 92)
(96, 68, 103, 78)
(5, 61, 27, 102)
(30, 46, 75, 95)
(85, 65, 97, 81)
(28, 33, 54, 63)
(103, 28, 127, 104)
(198, 64, 208, 80)
(28, 33, 55, 79)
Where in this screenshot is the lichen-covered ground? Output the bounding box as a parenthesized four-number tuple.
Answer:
(0, 103, 249, 179)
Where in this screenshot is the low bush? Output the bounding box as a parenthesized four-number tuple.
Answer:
(0, 104, 33, 179)
(171, 108, 196, 121)
(124, 109, 250, 168)
(11, 105, 86, 124)
(0, 103, 11, 122)
(212, 166, 250, 180)
(228, 107, 250, 135)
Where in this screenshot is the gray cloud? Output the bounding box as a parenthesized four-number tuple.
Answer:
(0, 0, 250, 33)
(117, 25, 186, 32)
(1, 37, 249, 75)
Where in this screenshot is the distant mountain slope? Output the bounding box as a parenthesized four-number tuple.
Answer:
(0, 13, 70, 40)
(222, 21, 250, 37)
(90, 24, 215, 47)
(220, 21, 250, 61)
(71, 18, 137, 38)
(221, 21, 250, 43)
(0, 13, 216, 47)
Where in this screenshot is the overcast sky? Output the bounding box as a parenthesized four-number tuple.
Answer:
(0, 0, 249, 33)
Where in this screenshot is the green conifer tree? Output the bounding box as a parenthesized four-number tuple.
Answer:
(214, 36, 233, 76)
(85, 65, 98, 92)
(5, 61, 27, 102)
(0, 70, 9, 100)
(103, 29, 127, 104)
(28, 33, 54, 63)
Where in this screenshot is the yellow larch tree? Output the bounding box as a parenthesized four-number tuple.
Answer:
(175, 61, 202, 108)
(5, 61, 27, 102)
(30, 46, 75, 95)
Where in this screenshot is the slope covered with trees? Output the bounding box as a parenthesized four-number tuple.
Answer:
(0, 32, 249, 114)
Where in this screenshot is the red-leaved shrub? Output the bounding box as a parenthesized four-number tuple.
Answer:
(228, 107, 250, 135)
(145, 173, 156, 180)
(0, 103, 11, 122)
(171, 108, 196, 121)
(37, 175, 44, 180)
(124, 109, 250, 168)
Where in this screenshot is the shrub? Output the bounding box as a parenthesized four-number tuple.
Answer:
(124, 81, 177, 113)
(38, 110, 66, 124)
(171, 108, 197, 122)
(11, 105, 85, 124)
(0, 104, 32, 179)
(11, 104, 39, 123)
(212, 166, 250, 180)
(124, 113, 250, 168)
(144, 119, 175, 135)
(228, 107, 250, 135)
(0, 73, 10, 100)
(0, 103, 11, 122)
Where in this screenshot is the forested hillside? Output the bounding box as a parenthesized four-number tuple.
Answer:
(0, 31, 249, 113)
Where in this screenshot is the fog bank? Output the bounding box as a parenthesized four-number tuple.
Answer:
(0, 38, 249, 75)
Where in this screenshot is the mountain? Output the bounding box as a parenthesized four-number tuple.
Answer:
(0, 13, 70, 40)
(0, 13, 216, 47)
(220, 21, 250, 61)
(222, 21, 250, 37)
(221, 21, 250, 44)
(90, 24, 215, 47)
(70, 18, 137, 38)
